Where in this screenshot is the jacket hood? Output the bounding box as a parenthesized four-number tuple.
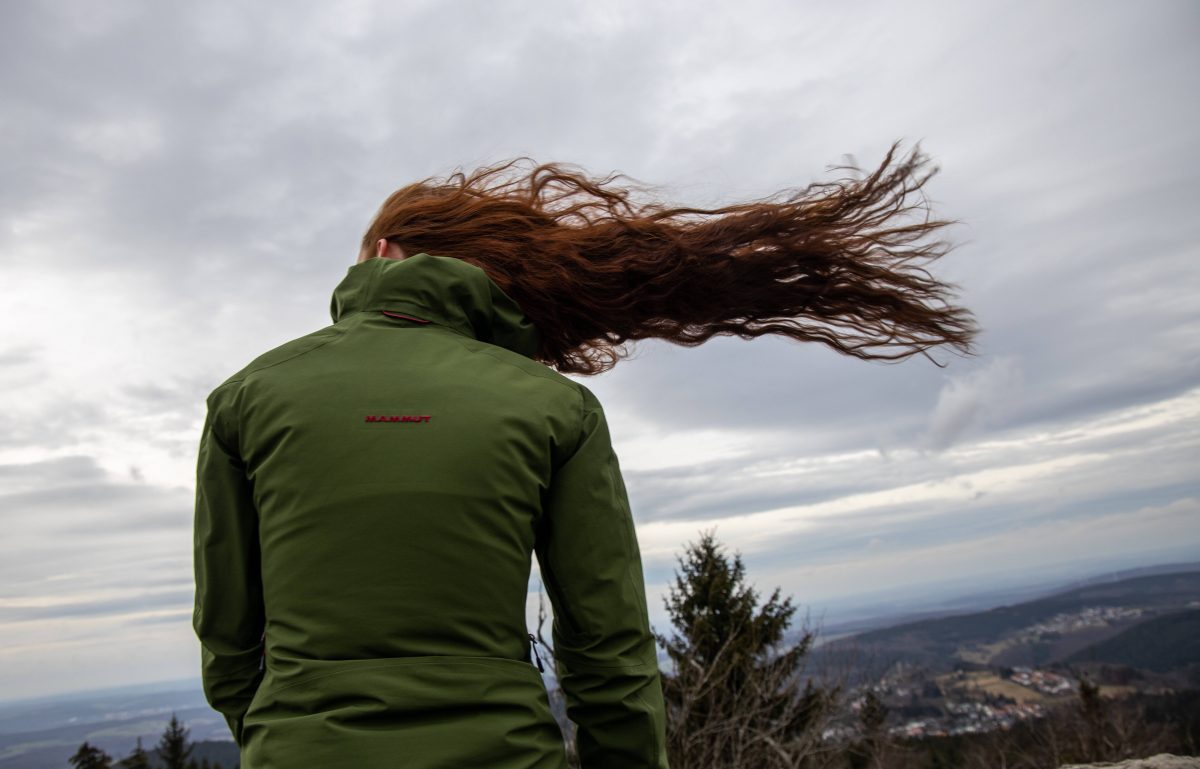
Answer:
(329, 253, 540, 359)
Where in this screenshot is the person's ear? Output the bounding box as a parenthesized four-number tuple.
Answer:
(376, 238, 389, 259)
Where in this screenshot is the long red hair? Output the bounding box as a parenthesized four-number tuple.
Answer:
(361, 141, 976, 375)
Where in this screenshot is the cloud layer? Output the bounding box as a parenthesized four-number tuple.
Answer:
(1, 0, 1197, 699)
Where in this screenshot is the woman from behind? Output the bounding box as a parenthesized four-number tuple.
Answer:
(193, 141, 975, 769)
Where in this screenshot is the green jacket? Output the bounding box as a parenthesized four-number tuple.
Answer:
(193, 254, 669, 769)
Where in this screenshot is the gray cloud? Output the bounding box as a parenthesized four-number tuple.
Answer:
(1, 0, 1197, 699)
(0, 399, 108, 451)
(0, 345, 40, 368)
(0, 456, 106, 487)
(925, 357, 1023, 449)
(0, 588, 193, 623)
(0, 456, 192, 608)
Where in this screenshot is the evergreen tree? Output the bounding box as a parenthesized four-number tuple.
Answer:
(117, 737, 151, 769)
(69, 742, 113, 769)
(155, 714, 194, 769)
(1075, 674, 1120, 762)
(656, 529, 831, 768)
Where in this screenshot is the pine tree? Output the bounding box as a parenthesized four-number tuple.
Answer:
(117, 737, 151, 769)
(156, 714, 194, 769)
(656, 529, 831, 768)
(1076, 675, 1117, 762)
(69, 742, 113, 769)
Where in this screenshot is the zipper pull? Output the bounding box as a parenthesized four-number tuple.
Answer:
(528, 632, 545, 673)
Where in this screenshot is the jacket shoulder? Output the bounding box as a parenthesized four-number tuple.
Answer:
(454, 335, 588, 401)
(206, 324, 345, 401)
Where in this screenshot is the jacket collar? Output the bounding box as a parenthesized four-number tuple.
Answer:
(329, 253, 540, 359)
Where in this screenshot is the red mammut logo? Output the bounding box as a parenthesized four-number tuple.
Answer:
(365, 415, 432, 423)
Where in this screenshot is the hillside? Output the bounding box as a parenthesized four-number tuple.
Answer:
(1067, 609, 1200, 672)
(828, 571, 1200, 675)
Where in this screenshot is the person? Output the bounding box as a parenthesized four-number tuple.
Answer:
(193, 141, 975, 769)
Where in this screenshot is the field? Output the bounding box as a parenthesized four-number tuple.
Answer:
(937, 671, 1071, 706)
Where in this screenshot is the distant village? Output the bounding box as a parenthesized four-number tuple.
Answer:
(828, 665, 1072, 740)
(1025, 606, 1145, 636)
(824, 605, 1163, 740)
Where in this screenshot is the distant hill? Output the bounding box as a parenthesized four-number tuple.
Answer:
(824, 571, 1200, 677)
(1067, 609, 1200, 672)
(816, 561, 1200, 641)
(0, 739, 238, 769)
(0, 686, 234, 769)
(1053, 561, 1200, 591)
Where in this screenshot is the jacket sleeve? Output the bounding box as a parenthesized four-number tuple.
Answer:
(192, 384, 265, 747)
(535, 387, 669, 769)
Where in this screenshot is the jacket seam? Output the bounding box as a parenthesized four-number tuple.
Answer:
(569, 385, 587, 459)
(208, 324, 350, 453)
(216, 323, 349, 389)
(433, 329, 582, 399)
(260, 656, 544, 697)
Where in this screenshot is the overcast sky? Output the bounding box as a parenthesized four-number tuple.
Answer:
(1, 1, 1197, 701)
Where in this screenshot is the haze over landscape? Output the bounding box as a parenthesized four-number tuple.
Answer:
(1, 0, 1197, 704)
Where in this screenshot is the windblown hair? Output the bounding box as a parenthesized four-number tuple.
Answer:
(361, 141, 977, 375)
